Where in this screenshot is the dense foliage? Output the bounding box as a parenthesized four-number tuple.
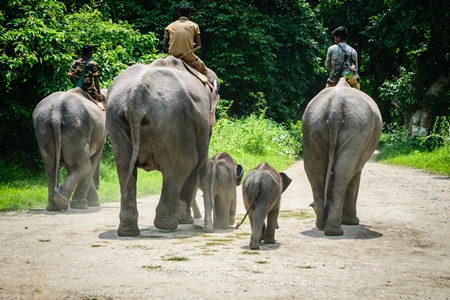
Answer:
(0, 0, 162, 166)
(103, 0, 328, 121)
(1, 0, 449, 173)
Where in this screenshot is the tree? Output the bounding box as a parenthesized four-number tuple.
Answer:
(367, 0, 450, 138)
(0, 0, 162, 165)
(103, 0, 328, 123)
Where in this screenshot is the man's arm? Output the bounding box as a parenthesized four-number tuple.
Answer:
(163, 36, 170, 49)
(325, 47, 332, 70)
(94, 77, 102, 101)
(194, 34, 201, 48)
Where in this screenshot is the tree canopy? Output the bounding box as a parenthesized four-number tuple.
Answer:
(1, 0, 449, 165)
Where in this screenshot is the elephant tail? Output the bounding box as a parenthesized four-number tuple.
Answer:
(51, 113, 62, 193)
(124, 90, 143, 196)
(324, 117, 343, 221)
(236, 183, 258, 230)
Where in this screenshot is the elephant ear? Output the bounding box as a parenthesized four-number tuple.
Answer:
(236, 164, 244, 186)
(209, 80, 220, 126)
(279, 172, 292, 193)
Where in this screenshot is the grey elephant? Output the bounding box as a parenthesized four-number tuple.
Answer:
(236, 163, 292, 250)
(201, 152, 244, 233)
(33, 88, 107, 211)
(302, 78, 382, 236)
(106, 56, 220, 236)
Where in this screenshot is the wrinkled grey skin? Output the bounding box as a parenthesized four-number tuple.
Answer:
(33, 88, 107, 211)
(239, 163, 292, 250)
(302, 78, 382, 236)
(201, 152, 244, 233)
(106, 56, 220, 236)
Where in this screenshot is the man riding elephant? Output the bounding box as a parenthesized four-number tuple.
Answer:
(68, 44, 106, 109)
(163, 4, 208, 77)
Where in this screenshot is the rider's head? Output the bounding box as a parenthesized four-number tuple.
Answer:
(82, 44, 94, 57)
(179, 4, 192, 17)
(332, 26, 348, 40)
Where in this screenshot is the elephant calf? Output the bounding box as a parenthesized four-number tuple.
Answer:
(237, 163, 292, 250)
(201, 152, 243, 233)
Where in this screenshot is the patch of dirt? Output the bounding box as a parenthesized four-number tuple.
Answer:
(1, 158, 449, 299)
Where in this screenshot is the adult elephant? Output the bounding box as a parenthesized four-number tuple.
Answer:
(302, 78, 382, 236)
(33, 88, 107, 211)
(106, 56, 219, 236)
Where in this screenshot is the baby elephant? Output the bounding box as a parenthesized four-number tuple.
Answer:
(201, 152, 244, 233)
(237, 163, 292, 250)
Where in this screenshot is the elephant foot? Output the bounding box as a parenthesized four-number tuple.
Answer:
(88, 199, 100, 207)
(154, 214, 178, 231)
(70, 199, 88, 209)
(193, 210, 203, 219)
(204, 224, 214, 233)
(178, 213, 194, 224)
(213, 221, 230, 229)
(315, 218, 325, 231)
(264, 238, 276, 244)
(342, 216, 359, 225)
(53, 192, 69, 210)
(249, 242, 260, 250)
(324, 224, 344, 236)
(46, 201, 62, 212)
(118, 221, 140, 237)
(229, 216, 235, 226)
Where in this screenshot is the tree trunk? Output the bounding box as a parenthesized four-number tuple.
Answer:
(407, 73, 450, 139)
(408, 108, 434, 139)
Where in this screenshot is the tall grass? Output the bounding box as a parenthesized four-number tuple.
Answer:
(0, 116, 302, 211)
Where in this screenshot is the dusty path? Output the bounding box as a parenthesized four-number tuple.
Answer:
(1, 158, 449, 299)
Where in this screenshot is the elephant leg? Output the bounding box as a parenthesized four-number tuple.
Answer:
(342, 171, 361, 225)
(191, 198, 202, 219)
(203, 184, 214, 233)
(86, 179, 100, 206)
(229, 194, 237, 226)
(324, 159, 356, 236)
(264, 208, 279, 244)
(213, 195, 231, 229)
(303, 149, 327, 231)
(179, 163, 203, 224)
(249, 201, 271, 250)
(42, 154, 61, 211)
(70, 174, 90, 209)
(54, 142, 90, 210)
(113, 144, 139, 237)
(155, 173, 186, 230)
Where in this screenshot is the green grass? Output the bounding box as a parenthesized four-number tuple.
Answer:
(375, 123, 450, 176)
(375, 145, 450, 175)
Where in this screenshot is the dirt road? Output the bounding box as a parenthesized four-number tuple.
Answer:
(1, 157, 449, 299)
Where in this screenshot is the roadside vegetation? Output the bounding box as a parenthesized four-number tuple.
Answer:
(375, 117, 450, 176)
(0, 111, 302, 211)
